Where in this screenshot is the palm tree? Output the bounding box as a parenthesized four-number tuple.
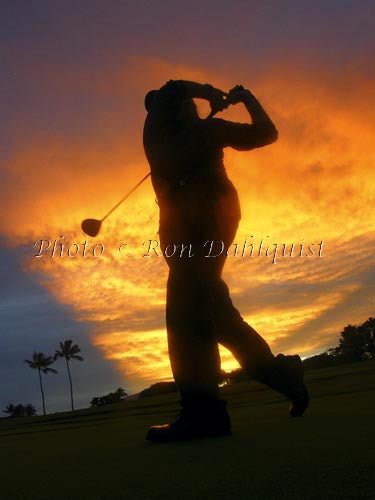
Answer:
(24, 352, 57, 415)
(54, 340, 83, 411)
(4, 403, 16, 416)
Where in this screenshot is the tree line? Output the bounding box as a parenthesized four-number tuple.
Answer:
(90, 387, 128, 407)
(303, 316, 375, 369)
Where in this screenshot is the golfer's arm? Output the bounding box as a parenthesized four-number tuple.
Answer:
(211, 94, 277, 151)
(241, 92, 278, 147)
(160, 80, 219, 102)
(175, 80, 217, 100)
(153, 80, 210, 122)
(154, 80, 220, 124)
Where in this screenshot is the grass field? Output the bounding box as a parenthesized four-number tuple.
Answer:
(1, 361, 374, 500)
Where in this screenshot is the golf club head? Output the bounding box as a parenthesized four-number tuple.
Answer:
(81, 218, 102, 237)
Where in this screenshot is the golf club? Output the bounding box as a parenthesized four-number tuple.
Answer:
(81, 95, 232, 237)
(81, 172, 151, 237)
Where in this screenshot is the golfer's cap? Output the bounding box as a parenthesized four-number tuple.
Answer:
(145, 90, 158, 112)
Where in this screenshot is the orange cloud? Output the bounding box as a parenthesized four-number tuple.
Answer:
(2, 57, 375, 392)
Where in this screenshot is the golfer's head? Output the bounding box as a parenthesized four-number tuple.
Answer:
(144, 90, 198, 121)
(145, 90, 158, 112)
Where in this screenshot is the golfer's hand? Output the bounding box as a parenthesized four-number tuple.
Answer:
(208, 87, 228, 115)
(227, 85, 253, 105)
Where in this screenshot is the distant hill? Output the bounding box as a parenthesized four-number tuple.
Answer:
(139, 381, 177, 398)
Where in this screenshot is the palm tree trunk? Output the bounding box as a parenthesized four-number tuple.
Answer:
(66, 358, 74, 411)
(38, 368, 46, 415)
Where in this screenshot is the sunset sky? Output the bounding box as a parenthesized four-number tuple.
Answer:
(1, 0, 375, 413)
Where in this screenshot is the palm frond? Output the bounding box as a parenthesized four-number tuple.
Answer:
(55, 340, 83, 362)
(25, 351, 56, 372)
(43, 367, 58, 374)
(71, 355, 84, 361)
(24, 359, 37, 369)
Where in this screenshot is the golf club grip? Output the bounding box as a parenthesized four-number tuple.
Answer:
(207, 99, 230, 119)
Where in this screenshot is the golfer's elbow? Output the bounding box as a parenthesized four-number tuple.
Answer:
(257, 122, 278, 147)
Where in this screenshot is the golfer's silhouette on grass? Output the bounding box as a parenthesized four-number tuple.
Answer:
(143, 80, 309, 443)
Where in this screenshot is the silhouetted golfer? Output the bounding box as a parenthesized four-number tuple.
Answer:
(143, 80, 309, 442)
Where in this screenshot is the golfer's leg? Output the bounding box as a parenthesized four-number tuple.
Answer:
(166, 268, 221, 404)
(211, 278, 309, 416)
(213, 279, 275, 380)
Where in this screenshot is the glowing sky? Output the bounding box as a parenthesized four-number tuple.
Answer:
(1, 1, 374, 411)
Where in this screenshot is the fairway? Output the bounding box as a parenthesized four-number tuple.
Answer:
(1, 362, 374, 500)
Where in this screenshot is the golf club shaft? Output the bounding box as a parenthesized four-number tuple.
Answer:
(101, 172, 151, 222)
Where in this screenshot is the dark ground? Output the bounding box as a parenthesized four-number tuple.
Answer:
(1, 361, 374, 500)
